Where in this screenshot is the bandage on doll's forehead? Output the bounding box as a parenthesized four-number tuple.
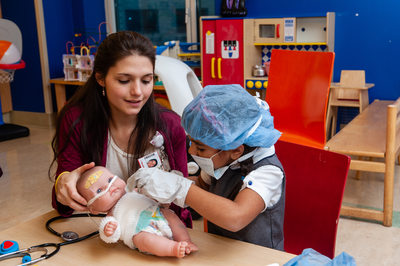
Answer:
(84, 170, 103, 189)
(86, 175, 118, 206)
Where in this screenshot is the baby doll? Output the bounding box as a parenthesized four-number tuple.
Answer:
(77, 166, 198, 258)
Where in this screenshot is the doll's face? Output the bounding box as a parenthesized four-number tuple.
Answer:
(80, 167, 126, 213)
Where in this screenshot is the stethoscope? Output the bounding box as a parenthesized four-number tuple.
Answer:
(0, 213, 105, 265)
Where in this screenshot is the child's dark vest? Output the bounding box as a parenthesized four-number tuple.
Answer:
(207, 153, 285, 250)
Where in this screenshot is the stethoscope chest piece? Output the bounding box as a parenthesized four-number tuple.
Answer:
(61, 231, 79, 241)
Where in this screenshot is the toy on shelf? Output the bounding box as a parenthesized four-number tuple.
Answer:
(62, 21, 109, 82)
(63, 45, 94, 82)
(178, 42, 200, 68)
(156, 40, 200, 68)
(156, 41, 177, 57)
(76, 47, 94, 81)
(63, 43, 94, 82)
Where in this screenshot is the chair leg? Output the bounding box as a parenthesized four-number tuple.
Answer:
(355, 157, 374, 179)
(383, 156, 395, 227)
(355, 171, 361, 180)
(360, 90, 369, 112)
(330, 106, 338, 138)
(326, 105, 333, 141)
(355, 156, 362, 180)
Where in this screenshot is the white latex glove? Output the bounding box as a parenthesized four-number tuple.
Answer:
(127, 168, 193, 208)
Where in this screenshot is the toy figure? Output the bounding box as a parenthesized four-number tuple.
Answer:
(77, 166, 198, 258)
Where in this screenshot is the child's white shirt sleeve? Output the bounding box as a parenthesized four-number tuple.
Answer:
(99, 216, 121, 243)
(240, 165, 284, 212)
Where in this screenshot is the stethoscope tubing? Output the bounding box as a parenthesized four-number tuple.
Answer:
(0, 213, 105, 265)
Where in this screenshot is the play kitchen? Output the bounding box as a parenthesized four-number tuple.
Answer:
(200, 13, 335, 96)
(252, 64, 264, 77)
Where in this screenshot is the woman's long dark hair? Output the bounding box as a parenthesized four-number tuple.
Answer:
(49, 31, 166, 180)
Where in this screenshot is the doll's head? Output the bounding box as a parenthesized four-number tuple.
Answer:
(77, 166, 126, 213)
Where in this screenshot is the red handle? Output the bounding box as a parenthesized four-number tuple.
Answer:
(276, 24, 280, 38)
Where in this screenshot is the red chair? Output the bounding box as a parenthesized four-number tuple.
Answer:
(266, 50, 335, 149)
(275, 140, 350, 259)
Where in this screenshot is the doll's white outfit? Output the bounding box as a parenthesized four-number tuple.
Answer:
(99, 190, 172, 250)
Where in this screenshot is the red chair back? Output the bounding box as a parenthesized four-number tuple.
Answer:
(275, 140, 350, 258)
(266, 50, 335, 149)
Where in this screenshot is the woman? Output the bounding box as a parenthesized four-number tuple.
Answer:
(49, 31, 191, 227)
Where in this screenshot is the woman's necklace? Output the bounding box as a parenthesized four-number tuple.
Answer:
(109, 127, 134, 154)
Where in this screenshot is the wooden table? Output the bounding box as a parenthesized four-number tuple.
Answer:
(0, 211, 295, 265)
(325, 98, 400, 226)
(49, 78, 166, 112)
(49, 78, 85, 112)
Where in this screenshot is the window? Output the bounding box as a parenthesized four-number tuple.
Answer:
(125, 9, 159, 33)
(105, 0, 215, 46)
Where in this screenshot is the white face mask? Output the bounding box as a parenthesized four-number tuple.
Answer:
(191, 151, 228, 180)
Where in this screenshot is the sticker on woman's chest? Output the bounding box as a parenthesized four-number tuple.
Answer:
(138, 151, 163, 169)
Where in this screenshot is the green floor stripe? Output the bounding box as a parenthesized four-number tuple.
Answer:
(341, 202, 400, 227)
(393, 211, 400, 227)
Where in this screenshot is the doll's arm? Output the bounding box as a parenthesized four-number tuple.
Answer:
(99, 216, 121, 243)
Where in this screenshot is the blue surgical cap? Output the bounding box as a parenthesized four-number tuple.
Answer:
(182, 84, 281, 150)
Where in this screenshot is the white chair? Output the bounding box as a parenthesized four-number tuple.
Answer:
(154, 55, 203, 116)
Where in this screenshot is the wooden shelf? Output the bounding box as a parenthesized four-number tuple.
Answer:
(153, 84, 165, 91)
(254, 42, 327, 46)
(245, 76, 268, 80)
(178, 53, 201, 57)
(49, 78, 86, 86)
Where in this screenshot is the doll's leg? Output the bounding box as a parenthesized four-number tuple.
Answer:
(133, 231, 187, 258)
(160, 208, 198, 253)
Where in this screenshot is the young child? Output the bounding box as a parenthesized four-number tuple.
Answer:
(132, 84, 285, 250)
(77, 166, 198, 258)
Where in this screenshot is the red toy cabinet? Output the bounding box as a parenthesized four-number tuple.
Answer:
(201, 18, 244, 87)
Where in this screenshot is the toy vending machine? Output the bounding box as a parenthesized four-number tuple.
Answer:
(201, 18, 243, 87)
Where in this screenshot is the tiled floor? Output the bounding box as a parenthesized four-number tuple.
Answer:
(1, 123, 399, 265)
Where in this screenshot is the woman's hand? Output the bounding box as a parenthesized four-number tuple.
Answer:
(55, 162, 95, 211)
